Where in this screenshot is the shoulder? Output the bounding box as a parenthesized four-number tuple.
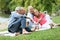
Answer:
(40, 12, 45, 16)
(27, 13, 32, 17)
(11, 11, 16, 15)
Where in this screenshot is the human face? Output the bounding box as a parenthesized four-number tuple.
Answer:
(18, 7, 26, 14)
(29, 7, 34, 14)
(34, 10, 39, 17)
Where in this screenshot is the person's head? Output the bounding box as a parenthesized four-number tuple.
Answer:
(15, 6, 26, 14)
(28, 6, 34, 14)
(34, 9, 40, 17)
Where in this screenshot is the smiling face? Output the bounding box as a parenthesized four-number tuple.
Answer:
(28, 6, 34, 14)
(34, 10, 40, 17)
(16, 7, 26, 15)
(20, 7, 26, 14)
(29, 7, 34, 13)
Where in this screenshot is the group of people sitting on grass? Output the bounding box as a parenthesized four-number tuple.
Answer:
(8, 6, 60, 36)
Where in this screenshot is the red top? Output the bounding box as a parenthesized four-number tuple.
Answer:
(33, 13, 47, 26)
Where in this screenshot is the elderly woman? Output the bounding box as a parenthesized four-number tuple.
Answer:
(8, 7, 31, 36)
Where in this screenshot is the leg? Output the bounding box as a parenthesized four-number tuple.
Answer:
(8, 18, 21, 34)
(26, 22, 35, 32)
(21, 18, 31, 34)
(56, 24, 60, 26)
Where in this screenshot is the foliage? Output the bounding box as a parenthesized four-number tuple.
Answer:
(0, 0, 60, 14)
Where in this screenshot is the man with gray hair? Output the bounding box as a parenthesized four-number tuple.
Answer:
(8, 6, 31, 36)
(26, 6, 35, 31)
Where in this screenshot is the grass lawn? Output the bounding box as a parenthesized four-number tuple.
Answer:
(52, 16, 60, 23)
(0, 27, 60, 40)
(0, 13, 10, 18)
(0, 16, 60, 40)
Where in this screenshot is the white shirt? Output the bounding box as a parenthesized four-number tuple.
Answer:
(45, 14, 52, 24)
(8, 11, 26, 27)
(26, 12, 34, 26)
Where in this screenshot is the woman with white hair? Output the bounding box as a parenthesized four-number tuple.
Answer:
(8, 6, 31, 36)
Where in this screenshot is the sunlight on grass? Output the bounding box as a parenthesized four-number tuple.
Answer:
(52, 16, 60, 23)
(0, 16, 60, 40)
(0, 27, 60, 40)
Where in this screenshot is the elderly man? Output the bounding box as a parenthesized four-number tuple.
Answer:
(8, 6, 31, 35)
(26, 6, 36, 31)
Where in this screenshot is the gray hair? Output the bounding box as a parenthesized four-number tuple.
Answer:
(15, 6, 24, 11)
(28, 6, 33, 12)
(15, 6, 21, 11)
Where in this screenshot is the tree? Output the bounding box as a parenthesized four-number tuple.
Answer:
(0, 0, 11, 14)
(0, 0, 60, 15)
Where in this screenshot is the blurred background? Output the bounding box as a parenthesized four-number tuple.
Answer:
(0, 0, 60, 31)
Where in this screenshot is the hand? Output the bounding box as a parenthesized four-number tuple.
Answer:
(34, 21, 37, 24)
(26, 16, 30, 19)
(34, 21, 39, 25)
(30, 18, 32, 21)
(35, 22, 39, 25)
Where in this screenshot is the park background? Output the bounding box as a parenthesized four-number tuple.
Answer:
(0, 0, 60, 40)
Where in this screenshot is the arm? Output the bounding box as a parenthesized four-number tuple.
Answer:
(37, 13, 45, 24)
(26, 16, 37, 24)
(37, 18, 42, 24)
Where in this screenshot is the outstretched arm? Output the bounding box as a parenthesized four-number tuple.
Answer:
(26, 16, 37, 24)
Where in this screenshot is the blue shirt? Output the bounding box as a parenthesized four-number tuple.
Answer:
(8, 11, 26, 28)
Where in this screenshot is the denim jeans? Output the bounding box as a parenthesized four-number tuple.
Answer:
(8, 17, 26, 33)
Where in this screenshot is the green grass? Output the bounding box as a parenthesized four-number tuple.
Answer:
(0, 28, 60, 40)
(0, 29, 8, 32)
(0, 13, 10, 18)
(52, 16, 60, 23)
(0, 16, 60, 40)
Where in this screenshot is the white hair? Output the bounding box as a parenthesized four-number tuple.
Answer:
(15, 6, 24, 11)
(28, 6, 33, 12)
(15, 6, 21, 11)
